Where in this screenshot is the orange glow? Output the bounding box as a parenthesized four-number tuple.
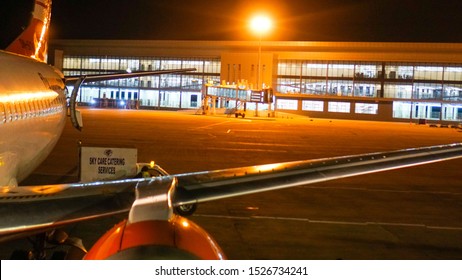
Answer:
(250, 15, 272, 36)
(30, 185, 67, 195)
(255, 163, 282, 173)
(0, 91, 57, 103)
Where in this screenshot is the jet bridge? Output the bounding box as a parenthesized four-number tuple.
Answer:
(202, 84, 273, 117)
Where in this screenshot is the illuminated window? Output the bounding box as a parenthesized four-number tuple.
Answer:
(277, 99, 298, 110)
(328, 102, 350, 113)
(328, 63, 354, 78)
(303, 62, 328, 77)
(278, 60, 301, 76)
(442, 104, 462, 121)
(393, 101, 411, 119)
(443, 84, 462, 101)
(0, 103, 5, 123)
(414, 83, 443, 100)
(444, 66, 462, 81)
(414, 65, 443, 80)
(302, 100, 324, 112)
(355, 103, 378, 114)
(384, 84, 413, 99)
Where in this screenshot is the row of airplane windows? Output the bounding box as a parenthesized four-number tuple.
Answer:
(0, 96, 65, 124)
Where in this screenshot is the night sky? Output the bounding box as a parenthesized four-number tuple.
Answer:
(1, 0, 462, 49)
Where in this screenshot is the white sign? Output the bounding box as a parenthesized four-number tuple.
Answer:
(80, 147, 138, 182)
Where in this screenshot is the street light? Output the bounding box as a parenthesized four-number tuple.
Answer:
(250, 15, 272, 117)
(250, 15, 272, 90)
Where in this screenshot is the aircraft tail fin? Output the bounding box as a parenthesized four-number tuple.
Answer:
(6, 0, 52, 62)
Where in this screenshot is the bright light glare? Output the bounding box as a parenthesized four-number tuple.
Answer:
(250, 15, 272, 35)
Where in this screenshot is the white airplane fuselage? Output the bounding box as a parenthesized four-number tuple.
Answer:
(0, 51, 67, 187)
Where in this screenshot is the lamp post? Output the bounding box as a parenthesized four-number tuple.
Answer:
(250, 15, 272, 116)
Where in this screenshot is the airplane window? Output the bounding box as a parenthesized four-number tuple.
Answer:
(13, 103, 21, 120)
(24, 101, 31, 118)
(19, 102, 26, 119)
(39, 99, 45, 115)
(30, 100, 37, 117)
(0, 103, 5, 124)
(5, 103, 13, 122)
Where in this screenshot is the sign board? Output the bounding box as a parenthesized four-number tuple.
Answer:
(80, 147, 138, 182)
(250, 90, 263, 103)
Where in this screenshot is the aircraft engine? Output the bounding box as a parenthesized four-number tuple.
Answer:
(84, 215, 226, 260)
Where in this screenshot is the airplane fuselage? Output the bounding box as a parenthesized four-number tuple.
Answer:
(0, 51, 67, 187)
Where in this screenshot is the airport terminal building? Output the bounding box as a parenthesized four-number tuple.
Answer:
(49, 40, 462, 123)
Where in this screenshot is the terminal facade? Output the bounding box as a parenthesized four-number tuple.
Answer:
(49, 40, 462, 123)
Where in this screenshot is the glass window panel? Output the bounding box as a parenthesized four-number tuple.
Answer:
(384, 84, 413, 99)
(412, 102, 441, 120)
(182, 75, 203, 91)
(355, 103, 378, 114)
(161, 59, 182, 70)
(385, 64, 414, 80)
(101, 57, 120, 70)
(80, 87, 100, 103)
(393, 101, 411, 119)
(203, 59, 221, 73)
(328, 63, 354, 78)
(442, 104, 462, 121)
(353, 82, 380, 97)
(63, 56, 82, 69)
(303, 78, 326, 95)
(443, 84, 462, 101)
(328, 101, 350, 113)
(444, 66, 462, 81)
(81, 57, 100, 69)
(303, 62, 328, 77)
(355, 63, 380, 79)
(414, 65, 443, 80)
(276, 99, 298, 110)
(277, 78, 301, 94)
(326, 80, 353, 97)
(278, 60, 301, 76)
(302, 100, 324, 112)
(139, 89, 159, 107)
(182, 60, 204, 73)
(414, 83, 442, 100)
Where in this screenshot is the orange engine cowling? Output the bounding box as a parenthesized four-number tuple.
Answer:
(84, 214, 226, 260)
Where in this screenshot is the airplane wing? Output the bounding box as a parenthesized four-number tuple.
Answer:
(1, 143, 462, 243)
(172, 142, 462, 205)
(64, 68, 197, 85)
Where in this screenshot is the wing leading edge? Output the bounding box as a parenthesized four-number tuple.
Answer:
(1, 143, 461, 242)
(173, 142, 462, 205)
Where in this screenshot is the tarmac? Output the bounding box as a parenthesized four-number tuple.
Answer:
(2, 108, 462, 259)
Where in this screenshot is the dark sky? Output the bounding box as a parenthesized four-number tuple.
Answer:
(2, 0, 462, 48)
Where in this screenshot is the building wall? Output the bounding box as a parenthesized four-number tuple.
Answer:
(220, 52, 275, 89)
(50, 40, 462, 123)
